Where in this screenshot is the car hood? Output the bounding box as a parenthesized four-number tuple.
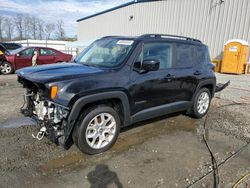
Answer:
(16, 63, 106, 84)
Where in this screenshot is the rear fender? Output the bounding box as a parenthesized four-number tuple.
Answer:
(192, 79, 216, 102)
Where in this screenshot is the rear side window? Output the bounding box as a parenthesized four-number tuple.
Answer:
(135, 42, 173, 69)
(40, 48, 56, 55)
(195, 45, 211, 63)
(174, 43, 195, 68)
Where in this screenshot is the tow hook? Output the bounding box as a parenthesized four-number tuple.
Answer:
(215, 81, 230, 92)
(32, 126, 46, 140)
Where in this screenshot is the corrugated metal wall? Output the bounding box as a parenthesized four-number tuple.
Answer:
(77, 0, 250, 59)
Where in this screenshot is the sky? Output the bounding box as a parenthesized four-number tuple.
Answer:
(0, 0, 131, 37)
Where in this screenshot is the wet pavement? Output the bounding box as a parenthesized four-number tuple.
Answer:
(0, 117, 37, 128)
(0, 74, 250, 188)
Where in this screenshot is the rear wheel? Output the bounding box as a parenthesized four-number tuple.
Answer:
(189, 88, 211, 118)
(73, 105, 120, 154)
(0, 62, 14, 75)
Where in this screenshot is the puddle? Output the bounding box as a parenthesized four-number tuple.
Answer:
(39, 115, 197, 174)
(0, 117, 37, 128)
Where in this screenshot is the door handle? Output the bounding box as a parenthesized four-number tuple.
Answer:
(165, 74, 175, 78)
(164, 74, 175, 81)
(194, 70, 201, 75)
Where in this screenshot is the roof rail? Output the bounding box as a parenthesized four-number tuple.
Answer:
(101, 36, 121, 39)
(139, 34, 202, 43)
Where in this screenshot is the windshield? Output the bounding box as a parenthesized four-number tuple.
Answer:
(76, 38, 134, 67)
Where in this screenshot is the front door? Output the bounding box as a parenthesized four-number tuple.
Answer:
(129, 41, 180, 114)
(15, 47, 36, 69)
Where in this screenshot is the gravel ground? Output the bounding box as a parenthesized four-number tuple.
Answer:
(0, 73, 249, 187)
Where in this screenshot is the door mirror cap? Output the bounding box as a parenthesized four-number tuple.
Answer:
(141, 59, 160, 72)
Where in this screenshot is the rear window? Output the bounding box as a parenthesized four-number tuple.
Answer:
(2, 43, 22, 50)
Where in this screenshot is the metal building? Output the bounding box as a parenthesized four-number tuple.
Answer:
(77, 0, 250, 59)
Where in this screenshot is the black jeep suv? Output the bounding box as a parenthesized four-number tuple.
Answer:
(17, 34, 216, 154)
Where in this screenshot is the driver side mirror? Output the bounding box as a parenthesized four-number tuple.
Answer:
(141, 59, 160, 72)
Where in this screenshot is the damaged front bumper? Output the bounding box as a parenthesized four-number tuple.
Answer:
(21, 90, 71, 147)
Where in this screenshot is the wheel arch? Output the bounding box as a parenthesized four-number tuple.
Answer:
(64, 91, 131, 145)
(192, 79, 216, 102)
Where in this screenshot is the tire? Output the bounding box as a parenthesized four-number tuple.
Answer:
(0, 61, 14, 75)
(73, 105, 121, 155)
(189, 88, 211, 118)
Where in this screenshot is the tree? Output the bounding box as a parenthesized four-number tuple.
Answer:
(37, 18, 44, 40)
(55, 20, 65, 40)
(23, 15, 31, 39)
(30, 16, 38, 39)
(0, 16, 4, 42)
(44, 23, 55, 40)
(14, 14, 24, 40)
(4, 17, 14, 41)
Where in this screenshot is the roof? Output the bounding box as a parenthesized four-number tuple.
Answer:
(224, 39, 249, 46)
(77, 0, 158, 22)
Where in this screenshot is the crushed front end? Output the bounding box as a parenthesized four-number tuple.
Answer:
(18, 76, 70, 146)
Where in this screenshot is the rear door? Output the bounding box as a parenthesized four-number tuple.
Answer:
(172, 42, 199, 102)
(37, 48, 56, 65)
(15, 47, 36, 69)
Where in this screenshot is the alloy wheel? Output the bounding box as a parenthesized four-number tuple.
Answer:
(85, 113, 116, 149)
(197, 92, 210, 114)
(0, 63, 12, 74)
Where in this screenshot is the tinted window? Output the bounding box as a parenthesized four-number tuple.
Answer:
(135, 42, 173, 69)
(20, 48, 35, 56)
(195, 45, 210, 63)
(2, 43, 22, 50)
(175, 43, 195, 68)
(40, 48, 56, 55)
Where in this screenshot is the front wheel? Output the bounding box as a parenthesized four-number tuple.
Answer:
(189, 88, 211, 118)
(0, 61, 14, 75)
(73, 105, 120, 155)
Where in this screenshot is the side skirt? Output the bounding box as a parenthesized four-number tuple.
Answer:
(130, 101, 192, 124)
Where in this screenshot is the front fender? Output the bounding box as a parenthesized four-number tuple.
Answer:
(64, 91, 131, 144)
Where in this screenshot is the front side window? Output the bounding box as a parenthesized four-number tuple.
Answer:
(40, 48, 56, 55)
(76, 38, 134, 67)
(20, 48, 35, 56)
(135, 42, 173, 69)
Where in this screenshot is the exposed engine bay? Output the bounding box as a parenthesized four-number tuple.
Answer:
(19, 77, 69, 145)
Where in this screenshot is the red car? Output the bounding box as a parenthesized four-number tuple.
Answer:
(0, 47, 72, 74)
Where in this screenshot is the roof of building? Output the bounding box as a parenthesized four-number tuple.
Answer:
(77, 0, 159, 22)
